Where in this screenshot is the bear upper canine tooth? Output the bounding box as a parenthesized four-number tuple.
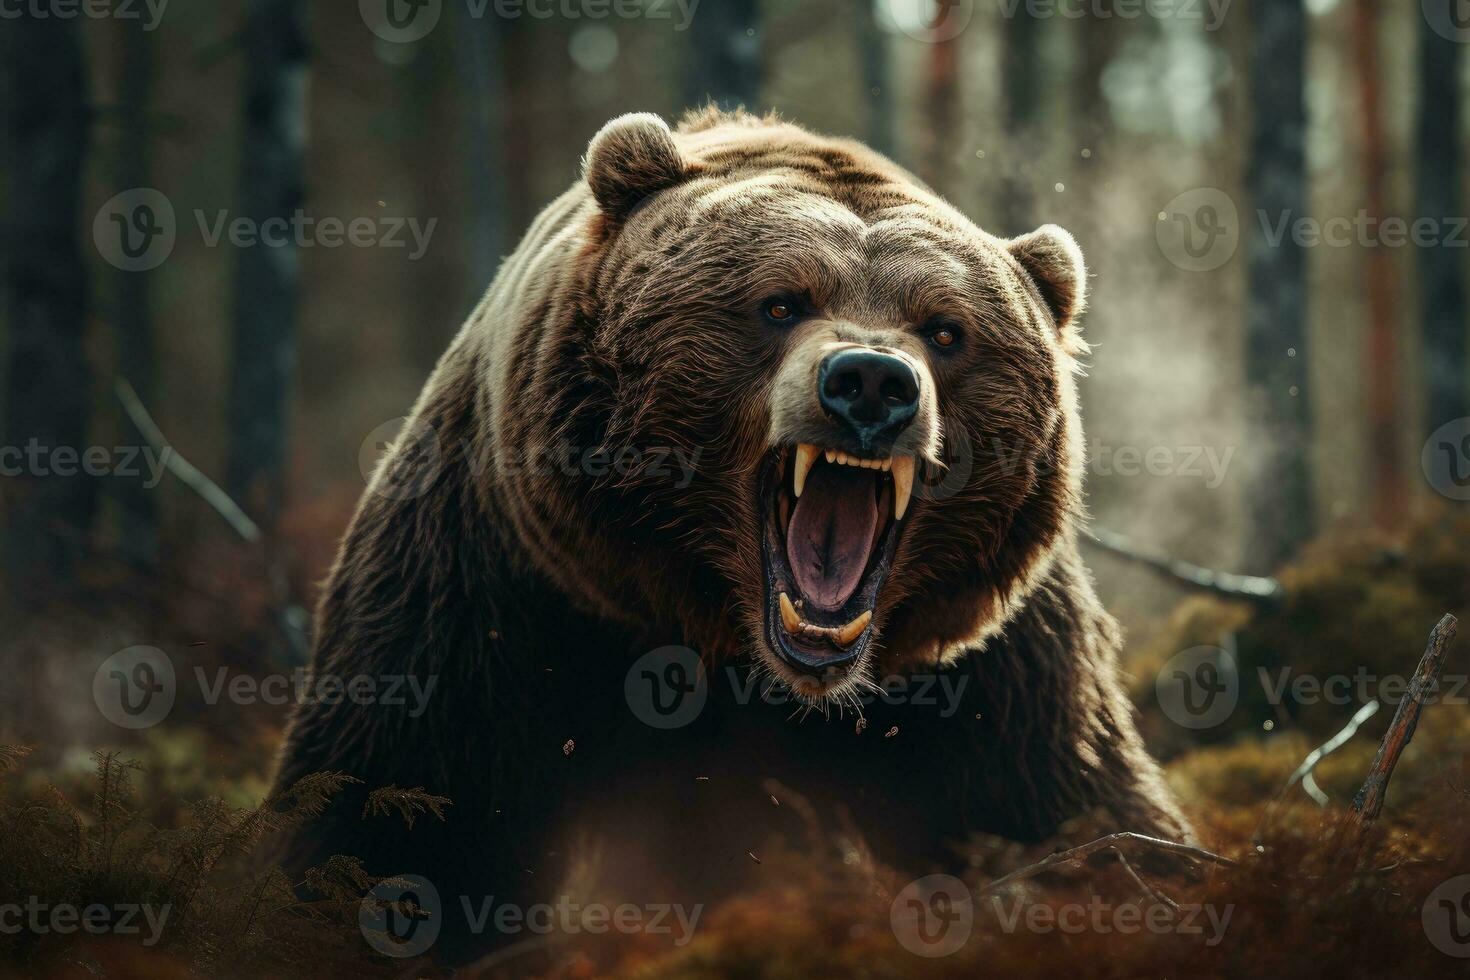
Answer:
(793, 444, 819, 498)
(891, 456, 915, 520)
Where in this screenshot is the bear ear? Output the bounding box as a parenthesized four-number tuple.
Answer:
(1007, 224, 1087, 340)
(583, 112, 689, 219)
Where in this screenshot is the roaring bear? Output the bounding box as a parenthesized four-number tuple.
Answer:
(274, 108, 1190, 957)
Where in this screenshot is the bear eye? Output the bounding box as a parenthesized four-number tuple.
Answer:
(763, 297, 797, 323)
(925, 322, 962, 350)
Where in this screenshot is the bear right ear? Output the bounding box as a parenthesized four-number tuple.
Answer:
(583, 112, 689, 219)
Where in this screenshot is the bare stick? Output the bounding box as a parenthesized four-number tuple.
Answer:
(1084, 526, 1283, 605)
(977, 832, 1237, 897)
(115, 378, 262, 543)
(1348, 613, 1458, 834)
(1254, 699, 1381, 845)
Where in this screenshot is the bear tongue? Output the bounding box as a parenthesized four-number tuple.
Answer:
(785, 463, 878, 612)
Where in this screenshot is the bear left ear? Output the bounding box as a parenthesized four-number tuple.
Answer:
(1007, 224, 1087, 340)
(583, 112, 689, 219)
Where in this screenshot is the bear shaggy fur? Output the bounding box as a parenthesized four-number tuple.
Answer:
(274, 108, 1190, 956)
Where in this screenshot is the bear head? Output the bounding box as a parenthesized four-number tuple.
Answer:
(487, 109, 1089, 706)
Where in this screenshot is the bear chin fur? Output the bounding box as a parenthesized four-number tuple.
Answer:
(272, 109, 1192, 963)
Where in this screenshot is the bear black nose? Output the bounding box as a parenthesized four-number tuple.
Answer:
(817, 349, 920, 451)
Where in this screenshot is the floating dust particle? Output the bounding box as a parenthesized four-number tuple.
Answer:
(488, 629, 499, 640)
(695, 775, 709, 781)
(562, 739, 575, 756)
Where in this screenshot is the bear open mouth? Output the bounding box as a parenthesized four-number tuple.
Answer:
(759, 445, 913, 677)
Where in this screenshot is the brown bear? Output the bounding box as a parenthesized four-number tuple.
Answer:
(273, 107, 1190, 959)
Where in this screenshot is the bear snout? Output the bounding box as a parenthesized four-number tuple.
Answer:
(817, 348, 920, 455)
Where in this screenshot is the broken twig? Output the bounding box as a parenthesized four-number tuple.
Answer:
(1347, 613, 1458, 835)
(1254, 698, 1381, 845)
(1084, 526, 1282, 605)
(977, 832, 1237, 897)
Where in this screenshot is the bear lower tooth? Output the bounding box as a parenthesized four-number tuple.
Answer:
(834, 609, 872, 648)
(778, 592, 802, 634)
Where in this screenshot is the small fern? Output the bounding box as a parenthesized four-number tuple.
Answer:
(361, 785, 452, 829)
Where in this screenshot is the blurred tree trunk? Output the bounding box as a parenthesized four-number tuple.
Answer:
(455, 1, 508, 310)
(684, 0, 761, 111)
(1417, 6, 1467, 431)
(111, 21, 159, 566)
(1000, 1, 1042, 232)
(858, 0, 894, 160)
(1078, 1, 1119, 153)
(226, 0, 309, 529)
(919, 0, 959, 193)
(1, 17, 95, 591)
(1244, 0, 1311, 568)
(1352, 0, 1403, 527)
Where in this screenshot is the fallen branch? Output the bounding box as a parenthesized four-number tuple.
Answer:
(116, 378, 261, 543)
(115, 377, 310, 662)
(1084, 526, 1283, 605)
(977, 832, 1237, 897)
(1254, 699, 1381, 845)
(1347, 613, 1458, 835)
